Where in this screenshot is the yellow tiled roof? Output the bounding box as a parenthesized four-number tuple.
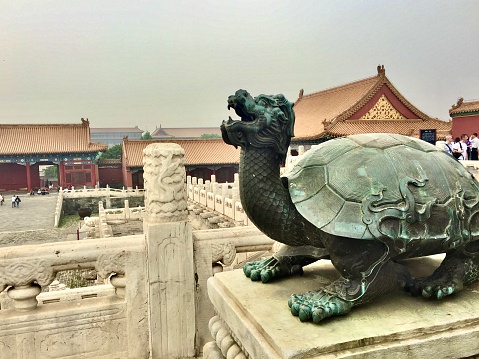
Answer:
(122, 138, 240, 168)
(293, 75, 379, 139)
(327, 119, 451, 138)
(449, 98, 479, 115)
(292, 67, 446, 141)
(0, 121, 107, 155)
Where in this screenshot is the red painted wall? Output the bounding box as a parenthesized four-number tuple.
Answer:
(99, 167, 123, 187)
(350, 85, 419, 119)
(452, 115, 479, 139)
(29, 163, 42, 189)
(0, 163, 27, 191)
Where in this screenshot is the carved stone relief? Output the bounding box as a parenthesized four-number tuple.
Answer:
(0, 259, 55, 291)
(143, 143, 188, 223)
(96, 251, 126, 279)
(211, 241, 237, 266)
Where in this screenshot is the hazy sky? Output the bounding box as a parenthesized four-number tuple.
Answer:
(1, 1, 478, 132)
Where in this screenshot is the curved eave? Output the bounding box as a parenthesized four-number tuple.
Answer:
(450, 110, 479, 117)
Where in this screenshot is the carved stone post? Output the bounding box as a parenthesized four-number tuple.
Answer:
(232, 173, 240, 203)
(143, 143, 195, 358)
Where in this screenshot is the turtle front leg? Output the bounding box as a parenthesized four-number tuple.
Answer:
(244, 244, 329, 283)
(289, 237, 401, 323)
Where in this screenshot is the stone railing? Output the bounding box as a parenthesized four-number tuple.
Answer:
(62, 185, 145, 198)
(99, 199, 145, 221)
(53, 190, 64, 227)
(461, 160, 479, 180)
(0, 235, 147, 358)
(187, 174, 250, 226)
(0, 143, 277, 358)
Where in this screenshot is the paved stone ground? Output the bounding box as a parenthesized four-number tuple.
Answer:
(0, 192, 144, 248)
(0, 192, 71, 247)
(0, 192, 57, 232)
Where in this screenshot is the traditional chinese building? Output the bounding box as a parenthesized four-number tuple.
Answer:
(291, 65, 451, 149)
(0, 119, 107, 191)
(121, 137, 240, 188)
(449, 98, 479, 139)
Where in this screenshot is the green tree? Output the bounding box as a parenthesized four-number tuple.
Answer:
(44, 165, 58, 178)
(200, 133, 221, 138)
(98, 144, 122, 160)
(141, 131, 153, 140)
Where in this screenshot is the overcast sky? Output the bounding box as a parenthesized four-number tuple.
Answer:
(1, 1, 478, 132)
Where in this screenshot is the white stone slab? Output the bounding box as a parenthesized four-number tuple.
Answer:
(207, 255, 479, 358)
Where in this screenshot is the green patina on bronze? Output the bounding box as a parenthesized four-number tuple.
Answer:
(221, 89, 479, 324)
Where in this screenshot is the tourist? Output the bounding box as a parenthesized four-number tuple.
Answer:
(11, 195, 16, 208)
(453, 134, 468, 160)
(0, 193, 4, 206)
(15, 196, 21, 208)
(471, 133, 479, 160)
(444, 135, 454, 155)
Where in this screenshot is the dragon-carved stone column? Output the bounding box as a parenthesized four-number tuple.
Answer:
(142, 143, 195, 359)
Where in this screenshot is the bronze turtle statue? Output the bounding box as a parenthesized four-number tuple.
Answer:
(221, 89, 479, 323)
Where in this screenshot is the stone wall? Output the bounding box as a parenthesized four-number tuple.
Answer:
(62, 195, 144, 215)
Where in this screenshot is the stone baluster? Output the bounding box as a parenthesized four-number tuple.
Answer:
(7, 284, 42, 311)
(96, 251, 126, 299)
(143, 143, 195, 358)
(221, 183, 228, 197)
(212, 181, 219, 197)
(232, 173, 240, 203)
(124, 199, 129, 220)
(298, 145, 305, 156)
(0, 259, 56, 312)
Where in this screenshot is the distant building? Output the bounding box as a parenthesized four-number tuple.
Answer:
(0, 119, 106, 191)
(449, 98, 479, 138)
(292, 65, 451, 149)
(121, 137, 240, 188)
(150, 126, 222, 140)
(91, 126, 144, 147)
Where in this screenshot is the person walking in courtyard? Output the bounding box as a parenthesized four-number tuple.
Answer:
(0, 193, 4, 206)
(15, 196, 21, 208)
(11, 195, 16, 208)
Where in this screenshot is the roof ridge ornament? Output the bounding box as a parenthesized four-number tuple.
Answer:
(81, 118, 89, 126)
(451, 97, 464, 110)
(377, 65, 385, 76)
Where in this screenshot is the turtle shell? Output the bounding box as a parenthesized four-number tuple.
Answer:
(284, 133, 479, 241)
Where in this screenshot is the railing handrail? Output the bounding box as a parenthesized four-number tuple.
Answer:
(0, 235, 143, 265)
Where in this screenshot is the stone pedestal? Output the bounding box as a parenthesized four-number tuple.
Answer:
(205, 255, 479, 358)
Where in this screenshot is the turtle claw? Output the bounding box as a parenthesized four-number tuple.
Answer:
(243, 256, 303, 283)
(288, 290, 352, 323)
(405, 279, 463, 299)
(420, 283, 460, 299)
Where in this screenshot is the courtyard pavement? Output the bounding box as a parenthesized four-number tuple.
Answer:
(0, 192, 58, 233)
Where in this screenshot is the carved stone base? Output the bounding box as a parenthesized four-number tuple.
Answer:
(206, 255, 479, 358)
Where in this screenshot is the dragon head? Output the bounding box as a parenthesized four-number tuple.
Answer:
(221, 89, 295, 162)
